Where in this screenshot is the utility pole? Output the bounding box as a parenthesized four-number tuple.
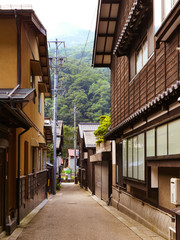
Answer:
(48, 39, 65, 195)
(74, 104, 77, 184)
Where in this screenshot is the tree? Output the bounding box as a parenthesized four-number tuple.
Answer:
(94, 115, 111, 143)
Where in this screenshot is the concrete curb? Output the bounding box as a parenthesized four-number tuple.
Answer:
(1, 195, 54, 240)
(91, 195, 165, 240)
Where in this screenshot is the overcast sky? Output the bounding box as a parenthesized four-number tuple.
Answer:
(0, 0, 98, 38)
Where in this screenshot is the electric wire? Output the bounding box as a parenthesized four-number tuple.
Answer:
(79, 5, 97, 65)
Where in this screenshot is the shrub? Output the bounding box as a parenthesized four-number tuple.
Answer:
(56, 183, 61, 191)
(94, 115, 111, 144)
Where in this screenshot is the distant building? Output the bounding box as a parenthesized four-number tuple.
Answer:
(78, 123, 99, 191)
(68, 149, 79, 171)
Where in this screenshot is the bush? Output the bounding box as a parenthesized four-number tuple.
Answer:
(56, 183, 61, 191)
(94, 115, 111, 144)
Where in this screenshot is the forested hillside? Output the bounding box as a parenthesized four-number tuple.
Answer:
(45, 41, 110, 126)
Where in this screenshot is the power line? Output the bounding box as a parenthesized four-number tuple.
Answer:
(79, 6, 97, 65)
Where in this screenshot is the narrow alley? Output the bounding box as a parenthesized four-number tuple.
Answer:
(4, 184, 165, 240)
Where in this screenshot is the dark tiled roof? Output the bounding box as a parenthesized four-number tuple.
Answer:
(114, 0, 152, 56)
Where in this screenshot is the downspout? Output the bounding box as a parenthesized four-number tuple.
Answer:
(17, 128, 29, 225)
(14, 9, 21, 85)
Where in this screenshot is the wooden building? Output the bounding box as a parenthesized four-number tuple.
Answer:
(93, 0, 180, 239)
(0, 7, 51, 235)
(90, 141, 112, 203)
(78, 123, 99, 191)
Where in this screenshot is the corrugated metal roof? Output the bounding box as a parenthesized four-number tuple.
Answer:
(0, 88, 35, 100)
(83, 131, 97, 148)
(51, 120, 63, 149)
(68, 149, 79, 157)
(78, 123, 100, 139)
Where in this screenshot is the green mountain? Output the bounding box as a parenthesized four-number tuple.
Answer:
(45, 40, 110, 126)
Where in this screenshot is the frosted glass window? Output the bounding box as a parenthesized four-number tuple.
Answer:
(128, 138, 133, 178)
(142, 40, 148, 66)
(136, 39, 148, 74)
(138, 133, 145, 181)
(133, 136, 138, 179)
(146, 129, 155, 157)
(136, 48, 142, 73)
(168, 119, 180, 155)
(162, 0, 171, 21)
(123, 140, 127, 176)
(154, 0, 178, 33)
(157, 124, 167, 156)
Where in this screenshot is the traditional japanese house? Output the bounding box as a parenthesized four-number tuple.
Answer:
(0, 6, 51, 235)
(90, 141, 112, 203)
(78, 123, 99, 191)
(93, 0, 180, 239)
(68, 149, 79, 172)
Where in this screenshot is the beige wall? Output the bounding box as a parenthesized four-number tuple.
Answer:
(15, 23, 46, 176)
(0, 19, 17, 87)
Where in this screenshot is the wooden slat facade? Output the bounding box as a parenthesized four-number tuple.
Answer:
(111, 27, 180, 129)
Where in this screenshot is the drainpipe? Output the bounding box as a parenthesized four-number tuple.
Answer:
(17, 129, 29, 225)
(14, 9, 21, 85)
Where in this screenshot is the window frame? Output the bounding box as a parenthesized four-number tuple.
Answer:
(122, 133, 145, 181)
(135, 37, 148, 75)
(38, 89, 41, 114)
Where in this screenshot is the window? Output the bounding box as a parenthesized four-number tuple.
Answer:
(123, 140, 127, 177)
(116, 142, 122, 185)
(133, 136, 138, 179)
(136, 38, 148, 74)
(138, 133, 145, 181)
(157, 124, 167, 156)
(146, 129, 155, 157)
(38, 89, 41, 114)
(42, 150, 46, 170)
(122, 133, 145, 181)
(30, 74, 35, 88)
(168, 119, 180, 155)
(128, 138, 133, 178)
(32, 147, 36, 173)
(38, 149, 41, 171)
(154, 0, 178, 32)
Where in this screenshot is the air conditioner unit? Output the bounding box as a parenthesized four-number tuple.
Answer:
(170, 178, 180, 205)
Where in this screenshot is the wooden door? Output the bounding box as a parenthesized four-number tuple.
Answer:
(95, 163, 102, 199)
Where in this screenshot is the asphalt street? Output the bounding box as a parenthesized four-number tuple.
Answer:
(3, 183, 165, 240)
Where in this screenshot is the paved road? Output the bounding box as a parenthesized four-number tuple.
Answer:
(9, 183, 164, 240)
(17, 183, 141, 240)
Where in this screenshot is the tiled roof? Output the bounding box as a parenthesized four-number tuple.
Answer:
(113, 0, 152, 56)
(105, 81, 180, 139)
